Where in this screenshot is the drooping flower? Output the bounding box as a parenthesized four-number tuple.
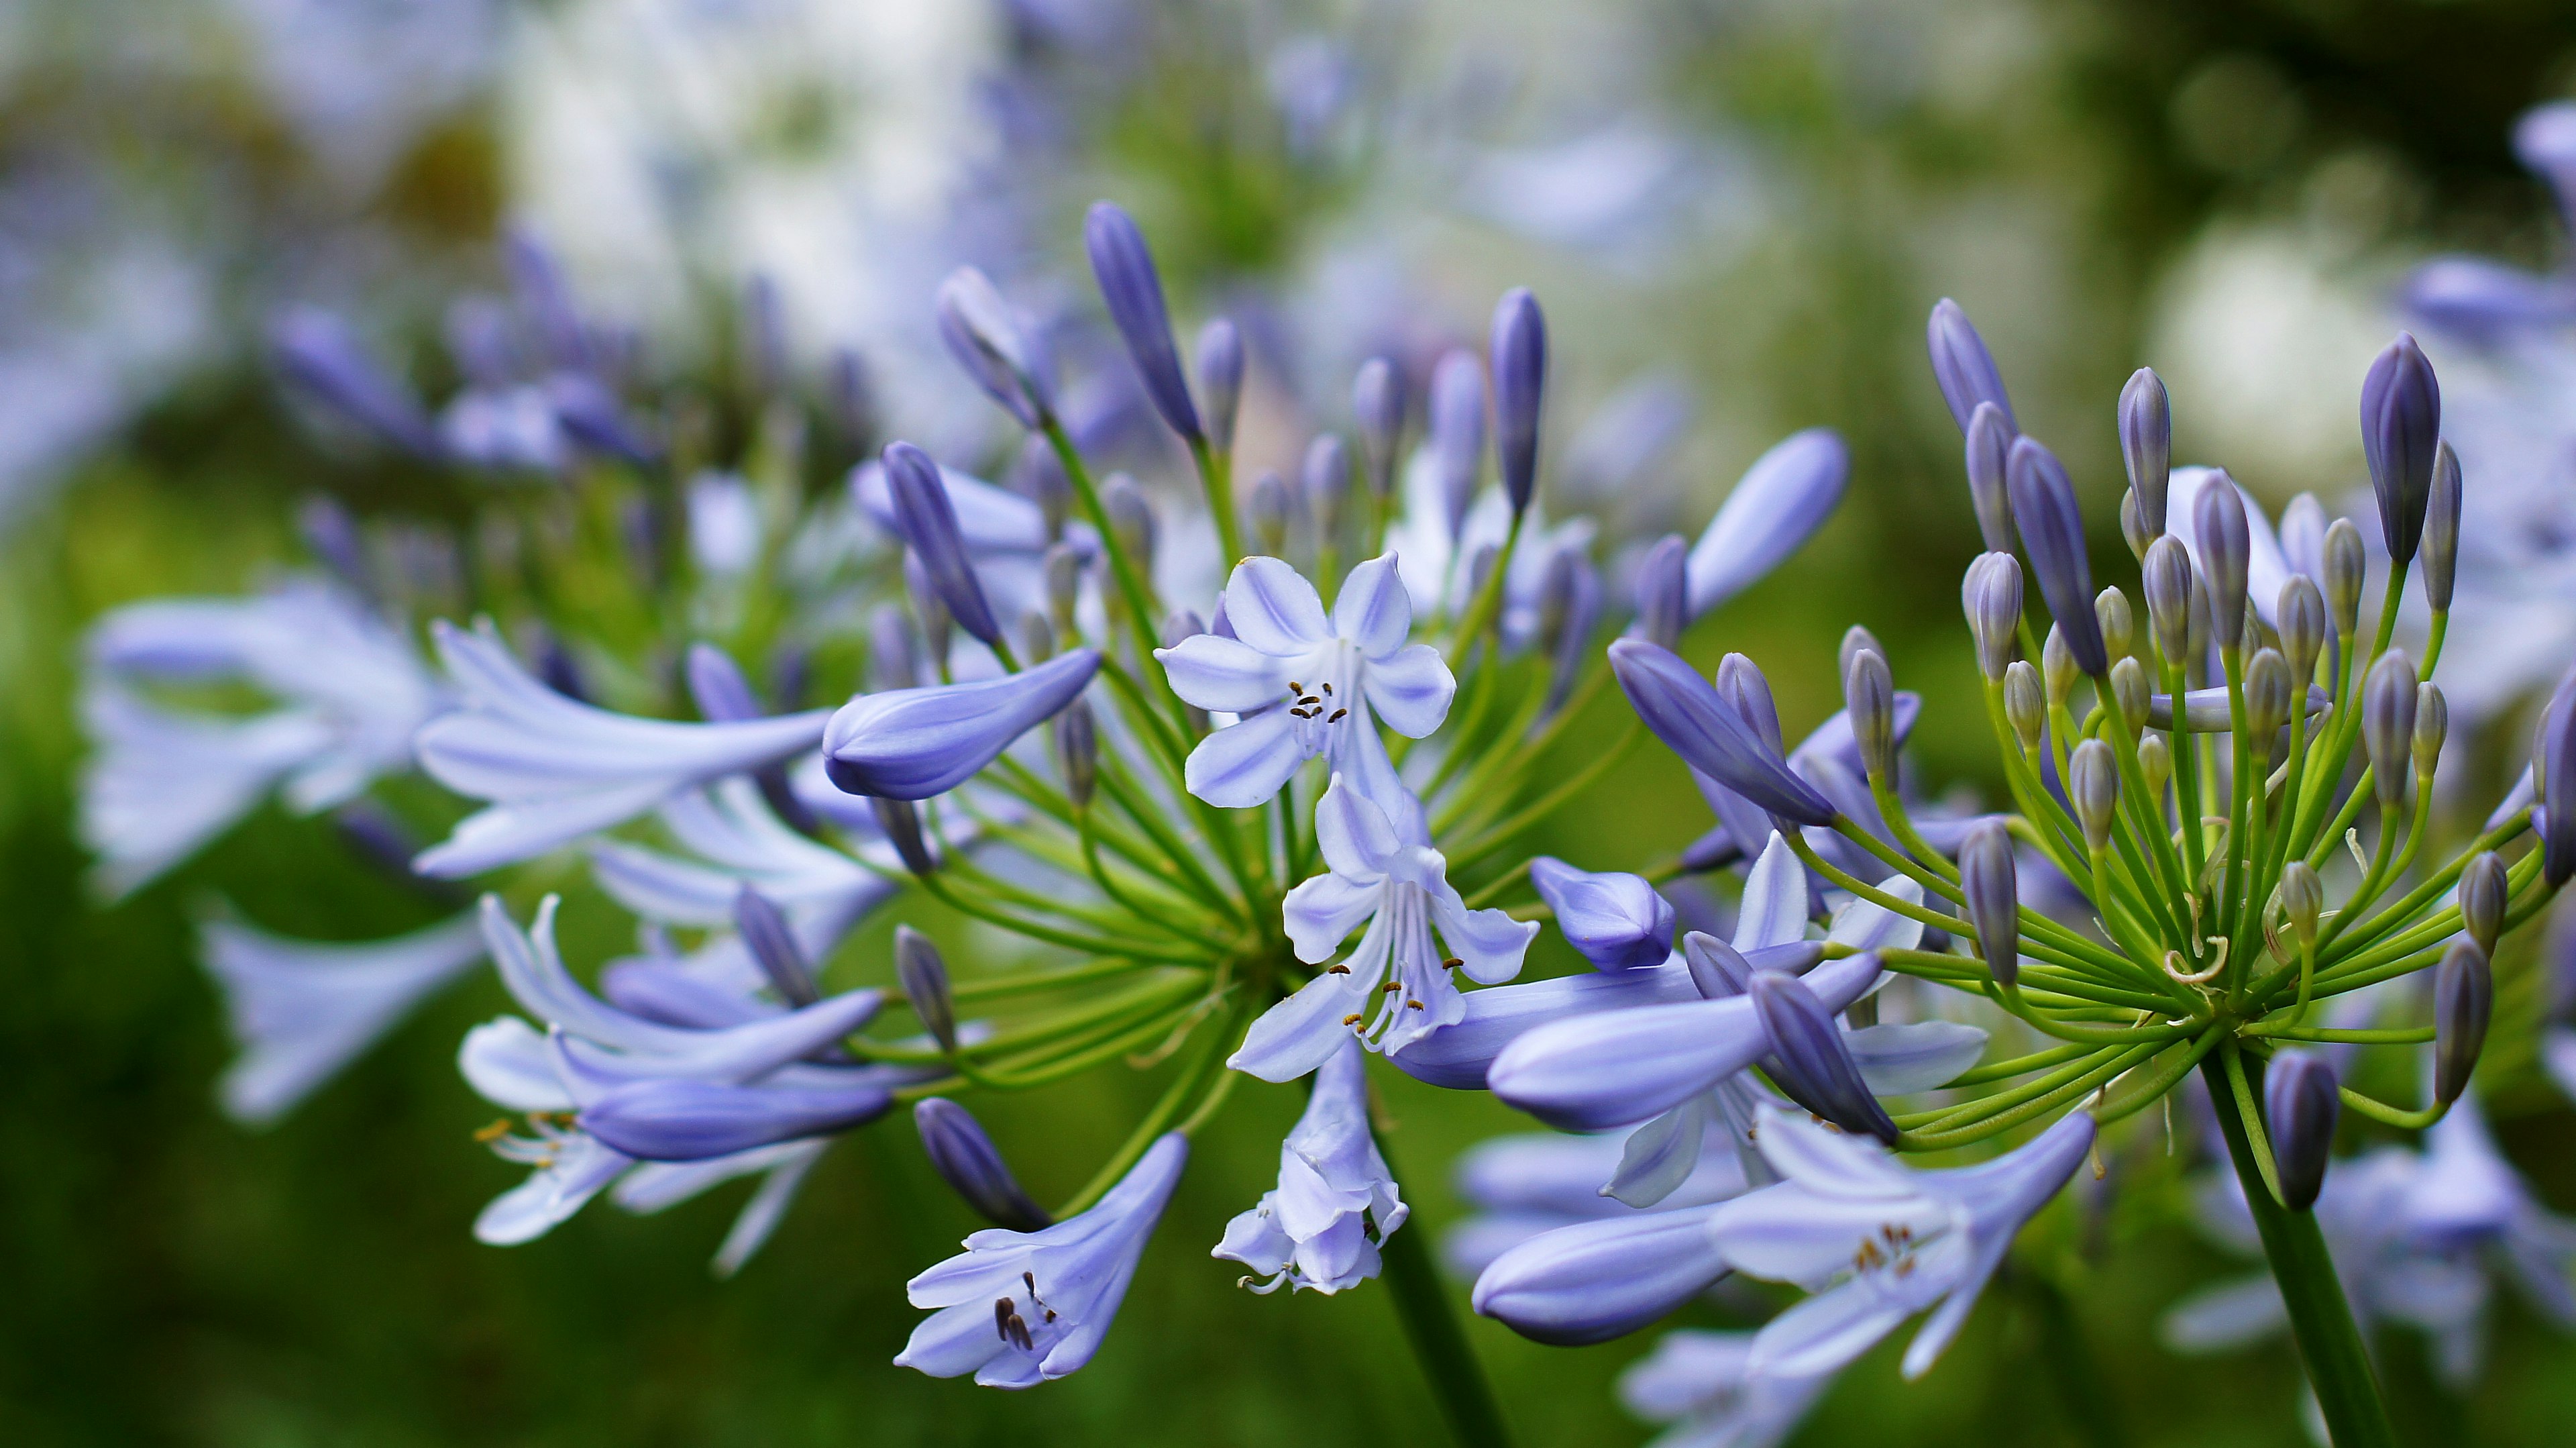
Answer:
(896, 1133, 1188, 1388)
(413, 621, 835, 876)
(1707, 1104, 2096, 1380)
(1214, 1037, 1408, 1293)
(1156, 555, 1453, 831)
(1230, 773, 1535, 1080)
(1618, 1330, 1835, 1448)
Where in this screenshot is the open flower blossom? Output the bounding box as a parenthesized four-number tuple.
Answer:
(1617, 1329, 1834, 1448)
(414, 620, 836, 876)
(897, 1133, 1188, 1388)
(1155, 554, 1452, 829)
(1214, 1037, 1407, 1293)
(79, 578, 444, 896)
(1707, 1104, 2096, 1380)
(1231, 772, 1536, 1080)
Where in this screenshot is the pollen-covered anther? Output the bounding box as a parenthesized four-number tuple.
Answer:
(1326, 964, 1351, 974)
(474, 1119, 513, 1144)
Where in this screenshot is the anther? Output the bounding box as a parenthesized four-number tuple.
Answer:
(1442, 957, 1462, 970)
(1342, 1013, 1363, 1026)
(474, 1119, 513, 1144)
(1405, 999, 1424, 1009)
(1326, 964, 1351, 974)
(1321, 682, 1333, 695)
(1383, 980, 1402, 992)
(1327, 709, 1347, 723)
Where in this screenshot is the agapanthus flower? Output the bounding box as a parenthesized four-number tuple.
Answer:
(1214, 1037, 1407, 1293)
(1441, 1129, 1747, 1281)
(1617, 1330, 1833, 1448)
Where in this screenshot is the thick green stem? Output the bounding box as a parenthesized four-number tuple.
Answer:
(1374, 1134, 1515, 1448)
(2198, 1055, 2396, 1448)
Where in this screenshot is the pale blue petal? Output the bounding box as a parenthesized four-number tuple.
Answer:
(1847, 1021, 1988, 1095)
(1222, 557, 1331, 656)
(1362, 643, 1456, 737)
(1685, 429, 1848, 617)
(1184, 707, 1307, 808)
(1155, 634, 1291, 713)
(1332, 554, 1413, 658)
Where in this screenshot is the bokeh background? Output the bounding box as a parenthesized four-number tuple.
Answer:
(10, 1, 2576, 1443)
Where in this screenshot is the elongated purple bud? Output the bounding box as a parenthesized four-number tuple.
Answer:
(1845, 648, 1896, 782)
(2414, 682, 2448, 783)
(1430, 349, 1486, 537)
(1927, 299, 2016, 434)
(1471, 1206, 1730, 1346)
(1530, 858, 1675, 973)
(1964, 402, 2014, 552)
(2069, 738, 2117, 850)
(2434, 939, 2492, 1104)
(869, 604, 920, 692)
(2263, 1051, 2339, 1210)
(2196, 472, 2251, 651)
(2278, 576, 2325, 692)
(2243, 648, 2292, 739)
(2324, 518, 2366, 645)
(2363, 650, 2418, 812)
(687, 642, 764, 723)
(270, 308, 442, 458)
(2361, 333, 2441, 566)
(2003, 662, 2045, 752)
(884, 442, 1001, 647)
(2005, 436, 2106, 676)
(1195, 317, 1244, 453)
(2279, 862, 2322, 946)
(734, 884, 821, 1007)
(1960, 820, 2018, 988)
(299, 495, 372, 598)
(871, 796, 936, 875)
(1304, 433, 1350, 535)
(2459, 851, 2508, 956)
(2119, 367, 2171, 535)
(2279, 493, 2327, 580)
(2424, 441, 2461, 612)
(1052, 696, 1097, 807)
(936, 266, 1053, 427)
(1085, 202, 1201, 440)
(1353, 356, 1405, 500)
(1013, 433, 1071, 541)
(1750, 970, 1897, 1143)
(2142, 535, 2194, 668)
(582, 1076, 892, 1161)
(1103, 474, 1157, 580)
(2547, 688, 2576, 885)
(1491, 287, 1546, 515)
(1964, 552, 2023, 681)
(896, 925, 957, 1053)
(914, 1099, 1052, 1232)
(824, 648, 1102, 799)
(1630, 534, 1687, 650)
(1714, 654, 1784, 755)
(1609, 639, 1834, 825)
(1247, 470, 1293, 555)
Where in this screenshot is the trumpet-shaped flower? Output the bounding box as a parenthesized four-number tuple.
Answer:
(897, 1133, 1188, 1388)
(823, 648, 1101, 800)
(201, 908, 487, 1124)
(1156, 556, 1452, 831)
(414, 621, 835, 876)
(1214, 1037, 1407, 1293)
(1707, 1104, 2096, 1380)
(1618, 1330, 1833, 1448)
(1232, 774, 1536, 1080)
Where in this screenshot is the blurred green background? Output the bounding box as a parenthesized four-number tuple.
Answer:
(11, 1, 2576, 1444)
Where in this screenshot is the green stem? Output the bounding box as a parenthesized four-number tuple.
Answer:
(1373, 1132, 1515, 1448)
(2198, 1053, 2397, 1448)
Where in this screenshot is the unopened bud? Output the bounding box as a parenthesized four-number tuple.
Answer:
(1845, 648, 1896, 782)
(2070, 738, 2118, 851)
(2096, 586, 2135, 662)
(2324, 518, 2367, 645)
(1248, 469, 1293, 555)
(2244, 648, 2292, 740)
(1013, 611, 1051, 665)
(1534, 550, 1578, 658)
(1964, 552, 2023, 681)
(1749, 972, 1898, 1144)
(2110, 656, 2151, 731)
(735, 885, 820, 1007)
(871, 796, 936, 876)
(2263, 1051, 2340, 1210)
(2363, 651, 2419, 812)
(2413, 682, 2448, 782)
(1052, 696, 1097, 807)
(2139, 730, 2172, 802)
(895, 925, 957, 1053)
(2279, 861, 2323, 945)
(2434, 939, 2492, 1104)
(1681, 931, 1752, 999)
(1632, 533, 1688, 650)
(1195, 317, 1244, 454)
(1839, 625, 1883, 686)
(2143, 536, 2195, 668)
(1717, 653, 1786, 754)
(1012, 434, 1071, 541)
(1043, 543, 1083, 640)
(2277, 576, 2325, 693)
(903, 549, 952, 674)
(2457, 851, 2507, 957)
(2043, 625, 2078, 707)
(2121, 367, 2172, 535)
(2120, 488, 2151, 560)
(2185, 574, 2213, 687)
(1960, 820, 2019, 990)
(2004, 662, 2046, 754)
(1353, 356, 1405, 500)
(914, 1099, 1053, 1231)
(1964, 402, 2014, 552)
(1304, 433, 1350, 536)
(2424, 441, 2461, 614)
(2196, 473, 2252, 652)
(868, 603, 918, 692)
(1103, 474, 1157, 578)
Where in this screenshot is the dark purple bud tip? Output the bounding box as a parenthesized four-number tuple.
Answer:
(2194, 472, 2251, 649)
(1609, 639, 1835, 826)
(2263, 1051, 2339, 1211)
(1750, 970, 1898, 1144)
(915, 1099, 1053, 1232)
(870, 796, 938, 876)
(1084, 202, 1201, 441)
(2361, 333, 2441, 566)
(2458, 851, 2507, 957)
(735, 886, 820, 1007)
(2120, 368, 2171, 535)
(1960, 820, 2019, 989)
(1491, 287, 1547, 514)
(895, 925, 957, 1053)
(2004, 436, 2107, 676)
(884, 441, 1002, 647)
(1630, 534, 1688, 651)
(2549, 681, 2576, 886)
(270, 307, 443, 459)
(1927, 299, 2016, 435)
(2434, 939, 2493, 1104)
(1964, 403, 2015, 554)
(2424, 442, 2461, 613)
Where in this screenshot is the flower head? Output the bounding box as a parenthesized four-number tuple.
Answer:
(1214, 1037, 1407, 1294)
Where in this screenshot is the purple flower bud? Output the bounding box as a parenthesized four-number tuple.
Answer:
(2459, 851, 2507, 957)
(824, 648, 1102, 800)
(546, 374, 659, 464)
(915, 1098, 1053, 1232)
(1530, 857, 1676, 972)
(1845, 648, 1896, 782)
(2363, 650, 2418, 813)
(2279, 862, 2322, 945)
(2414, 682, 2448, 783)
(1195, 317, 1244, 453)
(936, 267, 1054, 427)
(2277, 576, 2325, 693)
(1927, 299, 2016, 434)
(1630, 534, 1688, 650)
(1960, 820, 2019, 989)
(1964, 402, 2015, 553)
(581, 1076, 893, 1161)
(896, 925, 957, 1053)
(1353, 356, 1405, 499)
(2194, 471, 2251, 651)
(1964, 552, 2023, 681)
(1686, 429, 1849, 619)
(741, 274, 788, 400)
(2263, 1051, 2339, 1210)
(1609, 639, 1835, 826)
(1491, 287, 1547, 515)
(2434, 939, 2492, 1104)
(1042, 544, 1083, 638)
(2424, 441, 2461, 613)
(2324, 518, 2367, 645)
(1247, 470, 1294, 555)
(2096, 587, 2135, 662)
(872, 796, 936, 876)
(884, 442, 1002, 648)
(869, 604, 920, 692)
(828, 346, 875, 441)
(2004, 437, 2106, 676)
(1052, 696, 1097, 807)
(2068, 738, 2117, 851)
(1012, 434, 1072, 542)
(2003, 662, 2045, 752)
(730, 884, 821, 1007)
(1749, 970, 1898, 1143)
(1102, 474, 1157, 580)
(1472, 1204, 1731, 1345)
(1681, 931, 1753, 998)
(1085, 203, 1201, 440)
(1715, 655, 1786, 759)
(2547, 690, 2576, 886)
(2361, 333, 2441, 566)
(269, 308, 441, 458)
(2243, 648, 2292, 739)
(687, 642, 764, 723)
(1430, 349, 1487, 537)
(298, 495, 372, 598)
(2119, 368, 2171, 535)
(1304, 433, 1350, 535)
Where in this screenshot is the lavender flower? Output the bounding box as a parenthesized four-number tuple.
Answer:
(1683, 429, 1849, 619)
(822, 649, 1101, 801)
(1085, 203, 1201, 441)
(1529, 856, 1675, 972)
(1619, 1331, 1833, 1448)
(1926, 299, 2015, 434)
(1472, 1200, 1736, 1345)
(1609, 639, 1835, 826)
(917, 1099, 1052, 1233)
(883, 441, 1004, 647)
(2361, 333, 2442, 567)
(937, 266, 1054, 428)
(1214, 1038, 1407, 1293)
(1491, 287, 1547, 514)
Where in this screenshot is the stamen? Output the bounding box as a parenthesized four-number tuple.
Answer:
(1327, 709, 1347, 723)
(1326, 964, 1350, 974)
(474, 1119, 513, 1144)
(1288, 681, 1303, 694)
(1405, 999, 1424, 1009)
(1442, 957, 1462, 970)
(1320, 682, 1332, 695)
(1382, 980, 1402, 992)
(1342, 1013, 1363, 1026)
